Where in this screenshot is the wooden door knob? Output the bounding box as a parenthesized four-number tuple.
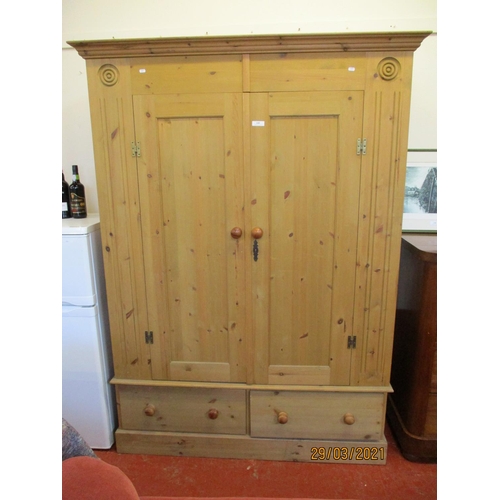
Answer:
(343, 413, 355, 425)
(144, 404, 156, 417)
(230, 227, 243, 239)
(251, 227, 263, 239)
(208, 408, 219, 420)
(277, 411, 288, 424)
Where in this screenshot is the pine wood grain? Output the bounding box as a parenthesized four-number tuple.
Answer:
(68, 32, 431, 59)
(250, 390, 385, 441)
(85, 58, 151, 379)
(134, 93, 246, 382)
(117, 385, 247, 435)
(77, 33, 428, 461)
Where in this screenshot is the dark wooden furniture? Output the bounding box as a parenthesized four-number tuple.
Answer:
(387, 233, 437, 462)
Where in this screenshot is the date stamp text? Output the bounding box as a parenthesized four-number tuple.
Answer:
(310, 446, 385, 462)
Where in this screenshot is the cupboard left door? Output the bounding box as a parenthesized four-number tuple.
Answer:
(133, 93, 247, 382)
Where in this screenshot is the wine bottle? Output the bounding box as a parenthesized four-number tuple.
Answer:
(69, 165, 87, 218)
(62, 170, 72, 219)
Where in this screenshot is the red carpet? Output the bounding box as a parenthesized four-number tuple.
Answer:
(94, 422, 437, 499)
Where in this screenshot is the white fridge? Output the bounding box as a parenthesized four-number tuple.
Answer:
(62, 214, 116, 448)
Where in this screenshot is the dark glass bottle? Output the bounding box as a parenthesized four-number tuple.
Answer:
(69, 165, 87, 218)
(62, 171, 72, 219)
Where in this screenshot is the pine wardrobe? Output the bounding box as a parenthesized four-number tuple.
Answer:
(69, 32, 430, 464)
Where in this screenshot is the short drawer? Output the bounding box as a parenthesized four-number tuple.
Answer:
(117, 385, 247, 435)
(250, 390, 385, 441)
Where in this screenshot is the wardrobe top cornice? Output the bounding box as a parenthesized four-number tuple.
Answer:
(67, 31, 432, 59)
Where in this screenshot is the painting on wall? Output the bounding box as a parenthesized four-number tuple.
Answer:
(402, 152, 437, 232)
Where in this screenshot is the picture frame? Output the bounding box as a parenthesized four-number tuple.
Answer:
(402, 151, 437, 233)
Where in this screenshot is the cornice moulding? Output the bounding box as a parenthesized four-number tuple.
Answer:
(67, 32, 432, 59)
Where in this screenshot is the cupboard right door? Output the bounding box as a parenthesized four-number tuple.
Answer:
(249, 91, 363, 386)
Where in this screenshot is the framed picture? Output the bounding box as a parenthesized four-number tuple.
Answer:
(402, 151, 437, 232)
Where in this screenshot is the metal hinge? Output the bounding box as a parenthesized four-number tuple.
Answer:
(356, 138, 367, 155)
(347, 335, 357, 349)
(131, 141, 141, 157)
(145, 331, 154, 344)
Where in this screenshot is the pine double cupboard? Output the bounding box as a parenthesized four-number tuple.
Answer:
(69, 32, 430, 464)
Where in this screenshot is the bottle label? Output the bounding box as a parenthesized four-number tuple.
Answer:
(62, 202, 69, 211)
(70, 193, 86, 215)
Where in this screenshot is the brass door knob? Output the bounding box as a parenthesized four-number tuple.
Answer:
(278, 411, 288, 424)
(230, 227, 243, 239)
(251, 227, 263, 239)
(208, 408, 219, 420)
(144, 404, 156, 417)
(343, 413, 355, 425)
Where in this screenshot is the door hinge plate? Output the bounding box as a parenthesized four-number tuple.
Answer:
(131, 141, 141, 157)
(356, 138, 367, 155)
(145, 331, 154, 344)
(347, 335, 357, 349)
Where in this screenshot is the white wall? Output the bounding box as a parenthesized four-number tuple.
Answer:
(62, 0, 437, 213)
(62, 0, 437, 41)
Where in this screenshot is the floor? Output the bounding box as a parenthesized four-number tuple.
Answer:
(94, 421, 437, 499)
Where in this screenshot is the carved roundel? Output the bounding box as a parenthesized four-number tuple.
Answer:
(98, 64, 119, 86)
(377, 57, 401, 81)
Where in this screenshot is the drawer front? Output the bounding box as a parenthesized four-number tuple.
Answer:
(117, 385, 247, 435)
(250, 391, 385, 440)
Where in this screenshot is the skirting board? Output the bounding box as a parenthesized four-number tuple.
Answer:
(115, 429, 388, 465)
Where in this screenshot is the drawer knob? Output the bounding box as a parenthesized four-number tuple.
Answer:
(208, 408, 219, 420)
(343, 413, 355, 425)
(251, 227, 264, 239)
(278, 411, 288, 424)
(230, 227, 243, 239)
(144, 404, 156, 417)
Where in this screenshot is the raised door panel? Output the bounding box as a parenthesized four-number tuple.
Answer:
(129, 55, 243, 95)
(249, 53, 367, 92)
(134, 93, 247, 382)
(249, 91, 363, 385)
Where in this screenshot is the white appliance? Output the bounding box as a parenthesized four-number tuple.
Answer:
(62, 214, 116, 448)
